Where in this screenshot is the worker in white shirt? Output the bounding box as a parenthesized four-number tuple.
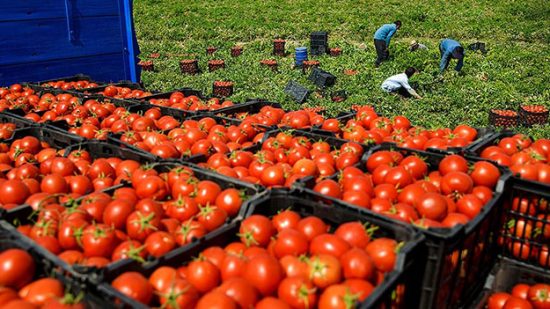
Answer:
(381, 67, 422, 99)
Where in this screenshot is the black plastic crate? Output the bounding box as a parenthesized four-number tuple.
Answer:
(73, 81, 147, 98)
(310, 31, 328, 42)
(309, 67, 336, 88)
(107, 114, 242, 163)
(23, 74, 101, 92)
(310, 110, 356, 136)
(98, 189, 424, 309)
(519, 105, 548, 127)
(41, 96, 139, 138)
(126, 102, 194, 121)
(4, 126, 84, 150)
(498, 176, 550, 269)
(489, 109, 519, 128)
(63, 140, 157, 163)
(0, 226, 111, 308)
(262, 127, 373, 155)
(300, 143, 511, 309)
(467, 257, 550, 309)
(0, 162, 263, 287)
(213, 99, 283, 130)
(31, 73, 95, 85)
(0, 109, 37, 129)
(406, 126, 495, 155)
(186, 128, 374, 190)
(310, 44, 328, 56)
(464, 130, 514, 157)
(137, 88, 206, 104)
(285, 80, 310, 103)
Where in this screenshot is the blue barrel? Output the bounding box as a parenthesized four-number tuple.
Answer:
(295, 47, 308, 67)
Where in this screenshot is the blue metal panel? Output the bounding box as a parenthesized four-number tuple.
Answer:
(1, 53, 129, 84)
(0, 0, 140, 86)
(1, 1, 119, 22)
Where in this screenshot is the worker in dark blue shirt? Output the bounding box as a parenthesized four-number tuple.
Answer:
(373, 21, 401, 67)
(439, 39, 465, 73)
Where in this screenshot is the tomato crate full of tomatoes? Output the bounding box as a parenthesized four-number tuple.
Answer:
(73, 81, 153, 100)
(299, 143, 512, 309)
(316, 106, 495, 155)
(0, 110, 39, 129)
(0, 226, 113, 308)
(3, 126, 85, 150)
(465, 130, 550, 187)
(497, 176, 550, 270)
(136, 88, 240, 115)
(190, 128, 373, 189)
(108, 114, 265, 163)
(213, 99, 333, 131)
(0, 160, 264, 288)
(465, 257, 550, 309)
(96, 189, 425, 309)
(24, 74, 103, 92)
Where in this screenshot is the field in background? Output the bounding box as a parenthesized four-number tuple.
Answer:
(133, 0, 550, 137)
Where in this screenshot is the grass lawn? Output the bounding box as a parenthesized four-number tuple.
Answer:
(133, 0, 550, 138)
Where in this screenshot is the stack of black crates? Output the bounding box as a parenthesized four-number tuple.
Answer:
(310, 31, 328, 56)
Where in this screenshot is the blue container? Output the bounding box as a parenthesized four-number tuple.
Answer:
(0, 0, 141, 86)
(295, 47, 308, 67)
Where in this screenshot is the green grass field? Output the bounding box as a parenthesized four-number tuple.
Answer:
(133, 0, 550, 137)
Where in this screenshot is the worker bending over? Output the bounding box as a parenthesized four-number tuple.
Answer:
(439, 38, 465, 73)
(374, 21, 401, 67)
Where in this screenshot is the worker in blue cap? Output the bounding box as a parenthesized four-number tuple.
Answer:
(439, 39, 465, 73)
(373, 21, 401, 67)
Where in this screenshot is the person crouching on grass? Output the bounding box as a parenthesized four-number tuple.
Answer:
(373, 20, 401, 67)
(439, 38, 465, 73)
(381, 67, 422, 99)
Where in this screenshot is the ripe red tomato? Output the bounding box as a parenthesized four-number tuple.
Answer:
(308, 254, 342, 289)
(112, 272, 153, 305)
(159, 278, 199, 308)
(273, 229, 309, 258)
(217, 278, 260, 308)
(277, 277, 317, 309)
(471, 161, 500, 188)
(340, 248, 375, 281)
(318, 284, 359, 309)
(456, 194, 484, 219)
(334, 222, 372, 248)
(244, 254, 284, 296)
(144, 231, 176, 258)
(272, 210, 301, 232)
(196, 291, 237, 309)
(440, 172, 474, 195)
(528, 284, 550, 309)
(20, 278, 64, 306)
(239, 215, 275, 247)
(487, 292, 511, 309)
(215, 189, 243, 217)
(309, 234, 351, 258)
(186, 259, 221, 293)
(0, 249, 35, 289)
(415, 192, 448, 221)
(297, 216, 328, 241)
(81, 224, 118, 258)
(365, 238, 397, 273)
(502, 296, 535, 309)
(439, 155, 469, 175)
(313, 179, 342, 199)
(148, 266, 178, 292)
